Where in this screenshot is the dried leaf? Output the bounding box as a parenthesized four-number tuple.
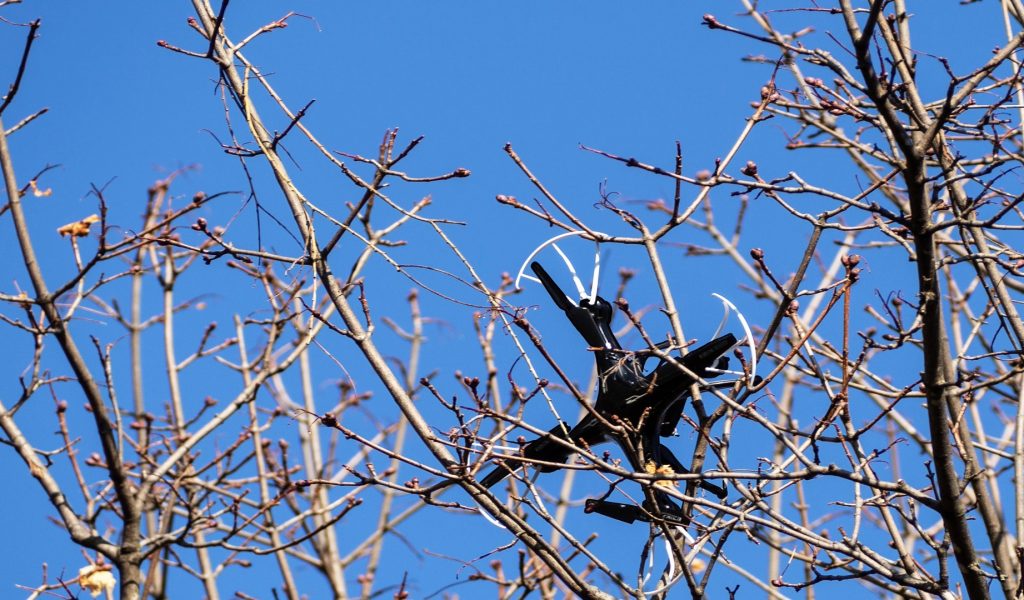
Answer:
(29, 179, 52, 197)
(644, 461, 678, 488)
(78, 564, 116, 598)
(57, 214, 100, 237)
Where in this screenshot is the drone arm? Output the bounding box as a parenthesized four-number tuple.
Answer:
(584, 496, 689, 526)
(478, 421, 574, 488)
(530, 261, 575, 311)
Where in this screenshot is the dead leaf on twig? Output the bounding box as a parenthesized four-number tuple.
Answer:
(78, 563, 116, 597)
(57, 214, 100, 238)
(644, 461, 678, 488)
(29, 180, 52, 197)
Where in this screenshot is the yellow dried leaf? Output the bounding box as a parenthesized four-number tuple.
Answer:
(78, 564, 116, 597)
(691, 558, 706, 574)
(644, 461, 678, 488)
(57, 214, 100, 237)
(29, 179, 52, 197)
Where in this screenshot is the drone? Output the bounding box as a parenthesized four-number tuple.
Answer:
(479, 233, 754, 526)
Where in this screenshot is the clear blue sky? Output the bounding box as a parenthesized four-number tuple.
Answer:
(0, 2, 1008, 598)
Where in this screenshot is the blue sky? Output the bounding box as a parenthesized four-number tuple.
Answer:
(0, 2, 1014, 598)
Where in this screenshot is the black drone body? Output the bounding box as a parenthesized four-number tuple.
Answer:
(481, 261, 735, 525)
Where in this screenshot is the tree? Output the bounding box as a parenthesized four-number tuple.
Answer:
(3, 1, 1024, 599)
